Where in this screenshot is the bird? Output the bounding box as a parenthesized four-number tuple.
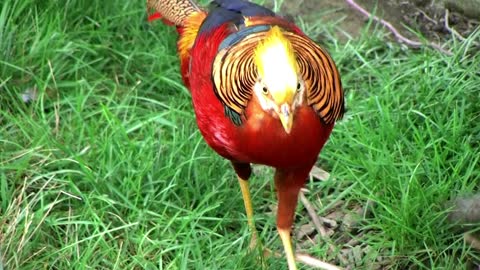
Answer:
(147, 0, 344, 269)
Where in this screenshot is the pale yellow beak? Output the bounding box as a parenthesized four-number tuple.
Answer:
(278, 103, 293, 134)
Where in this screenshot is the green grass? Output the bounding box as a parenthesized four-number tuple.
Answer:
(1, 0, 479, 269)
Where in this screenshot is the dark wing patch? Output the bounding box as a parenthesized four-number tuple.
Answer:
(212, 0, 275, 17)
(200, 0, 275, 35)
(199, 7, 243, 34)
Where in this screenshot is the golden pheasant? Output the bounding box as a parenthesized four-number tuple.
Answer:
(147, 0, 344, 269)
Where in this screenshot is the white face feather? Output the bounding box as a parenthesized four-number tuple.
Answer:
(253, 79, 305, 115)
(253, 78, 305, 134)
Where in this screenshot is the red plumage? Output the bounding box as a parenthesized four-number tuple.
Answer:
(147, 0, 344, 268)
(190, 22, 334, 232)
(191, 23, 333, 166)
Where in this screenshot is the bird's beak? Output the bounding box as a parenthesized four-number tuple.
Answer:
(278, 103, 293, 134)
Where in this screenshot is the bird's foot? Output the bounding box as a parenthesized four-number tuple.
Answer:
(246, 233, 269, 269)
(249, 232, 266, 262)
(264, 247, 342, 270)
(248, 231, 261, 251)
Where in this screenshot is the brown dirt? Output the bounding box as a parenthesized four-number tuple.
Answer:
(281, 0, 479, 48)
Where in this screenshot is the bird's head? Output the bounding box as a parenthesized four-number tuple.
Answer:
(254, 26, 305, 134)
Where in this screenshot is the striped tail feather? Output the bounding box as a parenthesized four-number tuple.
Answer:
(147, 0, 201, 26)
(147, 0, 207, 89)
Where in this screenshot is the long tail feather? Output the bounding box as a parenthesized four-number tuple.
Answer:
(147, 0, 201, 26)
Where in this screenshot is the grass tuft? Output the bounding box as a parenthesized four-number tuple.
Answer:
(1, 0, 479, 269)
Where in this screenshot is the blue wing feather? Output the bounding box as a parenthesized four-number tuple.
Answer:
(213, 0, 275, 16)
(199, 0, 276, 34)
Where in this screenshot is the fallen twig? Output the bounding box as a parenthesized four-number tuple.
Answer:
(265, 248, 343, 270)
(345, 0, 453, 55)
(415, 8, 437, 25)
(444, 9, 467, 41)
(300, 191, 329, 238)
(299, 190, 341, 266)
(296, 253, 343, 270)
(310, 166, 331, 182)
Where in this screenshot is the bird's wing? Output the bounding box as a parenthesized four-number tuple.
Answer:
(195, 0, 279, 125)
(199, 0, 275, 34)
(211, 31, 265, 125)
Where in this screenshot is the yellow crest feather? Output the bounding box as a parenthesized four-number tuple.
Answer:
(254, 26, 298, 76)
(254, 26, 299, 104)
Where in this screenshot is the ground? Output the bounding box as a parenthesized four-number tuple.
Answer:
(1, 0, 479, 270)
(281, 0, 479, 49)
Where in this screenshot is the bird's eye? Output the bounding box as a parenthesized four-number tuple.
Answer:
(262, 86, 269, 95)
(296, 82, 302, 92)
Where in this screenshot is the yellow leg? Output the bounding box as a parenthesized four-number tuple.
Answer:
(237, 176, 259, 249)
(278, 228, 297, 270)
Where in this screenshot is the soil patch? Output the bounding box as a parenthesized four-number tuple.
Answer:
(282, 0, 479, 48)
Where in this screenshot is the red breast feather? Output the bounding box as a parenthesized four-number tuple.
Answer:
(189, 23, 334, 169)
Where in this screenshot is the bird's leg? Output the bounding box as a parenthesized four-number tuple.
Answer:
(278, 227, 297, 270)
(274, 169, 306, 270)
(276, 187, 301, 270)
(237, 175, 259, 249)
(232, 162, 260, 249)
